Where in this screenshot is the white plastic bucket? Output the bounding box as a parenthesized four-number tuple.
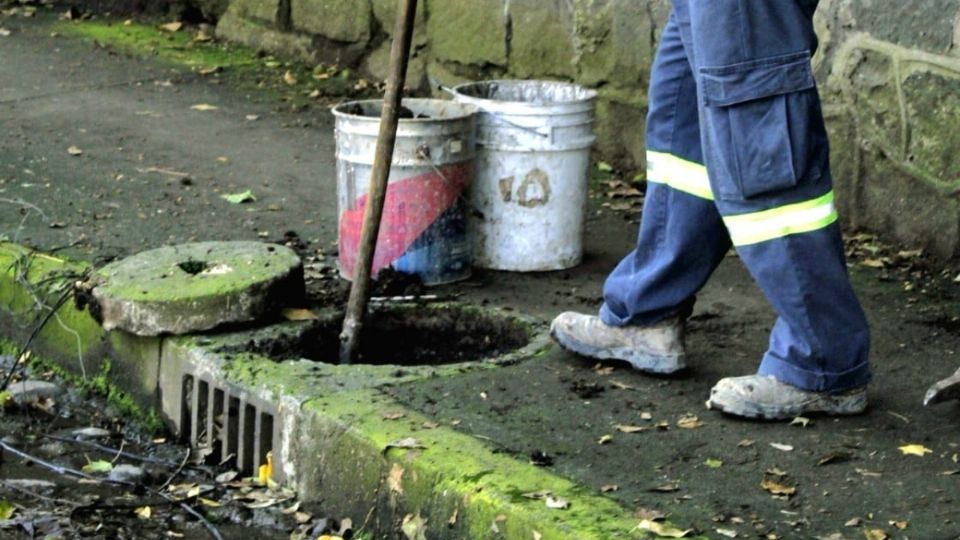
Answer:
(450, 80, 597, 271)
(332, 99, 478, 285)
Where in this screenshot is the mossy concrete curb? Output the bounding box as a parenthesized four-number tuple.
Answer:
(0, 242, 665, 539)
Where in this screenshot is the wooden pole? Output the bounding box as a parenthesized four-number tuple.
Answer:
(339, 0, 419, 364)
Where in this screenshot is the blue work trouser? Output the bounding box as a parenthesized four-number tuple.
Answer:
(600, 0, 871, 392)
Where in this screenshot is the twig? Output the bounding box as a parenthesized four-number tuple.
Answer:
(110, 440, 126, 465)
(159, 448, 191, 491)
(0, 440, 223, 540)
(41, 434, 181, 467)
(0, 479, 83, 507)
(0, 197, 48, 221)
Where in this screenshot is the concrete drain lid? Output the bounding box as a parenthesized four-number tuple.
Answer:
(92, 241, 304, 336)
(234, 303, 535, 366)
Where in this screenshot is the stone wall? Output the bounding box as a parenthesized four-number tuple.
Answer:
(213, 0, 960, 259)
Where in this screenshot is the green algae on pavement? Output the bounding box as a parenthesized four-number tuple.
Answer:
(53, 17, 366, 104)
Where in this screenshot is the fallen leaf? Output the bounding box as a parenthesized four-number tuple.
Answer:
(0, 28, 11, 37)
(818, 451, 853, 466)
(716, 528, 738, 538)
(221, 190, 256, 204)
(863, 529, 888, 540)
(190, 103, 219, 111)
(421, 421, 439, 429)
(67, 145, 83, 156)
(889, 520, 908, 530)
(159, 21, 183, 32)
(545, 495, 570, 510)
(635, 519, 693, 538)
(640, 412, 653, 420)
(533, 532, 542, 540)
(246, 114, 260, 121)
(616, 425, 647, 434)
(845, 517, 863, 527)
(597, 161, 614, 173)
(382, 411, 406, 420)
(769, 443, 794, 452)
(385, 437, 426, 452)
(283, 70, 298, 85)
(650, 483, 679, 493)
(388, 463, 404, 495)
(82, 459, 113, 474)
(294, 511, 312, 524)
(281, 501, 301, 515)
(738, 439, 755, 448)
(447, 509, 458, 526)
(677, 415, 704, 429)
(790, 416, 811, 427)
(258, 452, 273, 485)
(215, 470, 239, 483)
(194, 31, 213, 42)
(135, 506, 152, 519)
(855, 468, 882, 478)
(282, 308, 318, 321)
(705, 458, 723, 469)
(601, 484, 619, 493)
(598, 434, 613, 445)
(766, 467, 788, 477)
(401, 512, 428, 540)
(760, 478, 796, 497)
(199, 497, 221, 508)
(635, 507, 666, 521)
(0, 500, 15, 520)
(610, 380, 635, 390)
(898, 444, 932, 457)
(593, 364, 615, 375)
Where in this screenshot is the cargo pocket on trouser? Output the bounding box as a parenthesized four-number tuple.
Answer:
(699, 51, 818, 200)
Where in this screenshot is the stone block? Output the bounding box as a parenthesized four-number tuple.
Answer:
(426, 0, 507, 67)
(573, 0, 653, 88)
(217, 9, 317, 61)
(507, 0, 577, 79)
(291, 0, 372, 45)
(370, 0, 427, 45)
(362, 40, 427, 89)
(227, 0, 281, 25)
(902, 71, 960, 187)
(848, 0, 959, 53)
(594, 87, 648, 171)
(845, 49, 901, 157)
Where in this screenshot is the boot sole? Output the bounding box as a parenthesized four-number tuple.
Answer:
(706, 391, 868, 420)
(550, 327, 685, 374)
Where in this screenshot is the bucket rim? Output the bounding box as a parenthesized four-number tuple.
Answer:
(450, 79, 598, 106)
(331, 98, 478, 123)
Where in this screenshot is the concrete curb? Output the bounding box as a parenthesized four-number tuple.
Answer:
(0, 243, 660, 539)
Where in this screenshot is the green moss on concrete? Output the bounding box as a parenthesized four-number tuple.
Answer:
(0, 337, 165, 434)
(506, 1, 577, 79)
(426, 0, 507, 67)
(54, 18, 362, 106)
(291, 0, 372, 44)
(300, 389, 652, 539)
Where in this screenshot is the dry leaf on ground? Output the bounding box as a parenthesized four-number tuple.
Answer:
(898, 444, 932, 457)
(635, 519, 693, 538)
(760, 478, 796, 497)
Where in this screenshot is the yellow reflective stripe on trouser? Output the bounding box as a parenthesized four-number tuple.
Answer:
(646, 150, 714, 200)
(723, 191, 839, 246)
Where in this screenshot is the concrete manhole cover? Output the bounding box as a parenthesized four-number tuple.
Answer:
(91, 241, 304, 336)
(231, 303, 535, 366)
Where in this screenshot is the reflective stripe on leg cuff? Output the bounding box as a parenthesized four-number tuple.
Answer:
(723, 191, 839, 246)
(646, 150, 714, 200)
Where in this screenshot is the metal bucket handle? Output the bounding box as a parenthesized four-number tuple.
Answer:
(435, 80, 554, 141)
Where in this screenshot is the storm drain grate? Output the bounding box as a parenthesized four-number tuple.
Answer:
(180, 374, 279, 477)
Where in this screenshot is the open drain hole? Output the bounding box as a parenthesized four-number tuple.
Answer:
(178, 259, 209, 275)
(235, 304, 533, 366)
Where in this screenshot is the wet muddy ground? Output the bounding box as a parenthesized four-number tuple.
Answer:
(2, 5, 960, 540)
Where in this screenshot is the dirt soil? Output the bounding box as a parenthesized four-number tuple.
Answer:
(2, 5, 960, 540)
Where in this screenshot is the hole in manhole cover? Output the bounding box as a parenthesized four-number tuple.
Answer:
(237, 304, 533, 366)
(177, 259, 209, 275)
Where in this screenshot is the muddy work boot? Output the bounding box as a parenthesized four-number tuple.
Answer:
(706, 375, 867, 420)
(550, 312, 685, 373)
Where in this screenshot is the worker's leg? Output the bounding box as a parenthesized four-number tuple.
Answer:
(551, 11, 731, 373)
(680, 0, 870, 415)
(599, 10, 730, 328)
